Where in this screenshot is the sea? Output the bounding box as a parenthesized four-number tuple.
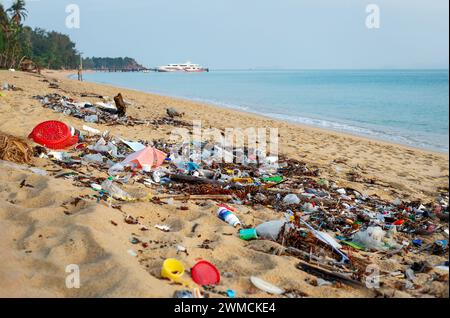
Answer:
(76, 70, 449, 153)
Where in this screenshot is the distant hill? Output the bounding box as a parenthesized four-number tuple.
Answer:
(82, 57, 147, 71)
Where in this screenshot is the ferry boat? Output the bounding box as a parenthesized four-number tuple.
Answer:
(156, 62, 209, 73)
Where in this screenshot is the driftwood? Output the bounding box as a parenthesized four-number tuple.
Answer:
(114, 93, 127, 117)
(169, 174, 221, 185)
(81, 93, 103, 98)
(296, 260, 363, 287)
(155, 194, 232, 201)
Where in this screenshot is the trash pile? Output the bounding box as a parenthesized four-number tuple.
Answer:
(22, 117, 449, 297)
(32, 93, 140, 126)
(32, 93, 191, 127)
(1, 81, 444, 297)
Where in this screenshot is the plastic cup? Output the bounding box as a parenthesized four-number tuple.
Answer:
(240, 228, 258, 241)
(161, 258, 185, 282)
(142, 164, 152, 172)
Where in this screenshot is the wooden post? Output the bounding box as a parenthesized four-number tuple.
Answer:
(78, 55, 83, 81)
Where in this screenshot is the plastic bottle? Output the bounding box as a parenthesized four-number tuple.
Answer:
(217, 206, 241, 227)
(255, 220, 286, 240)
(101, 176, 132, 200)
(84, 114, 99, 123)
(171, 156, 188, 172)
(108, 162, 125, 175)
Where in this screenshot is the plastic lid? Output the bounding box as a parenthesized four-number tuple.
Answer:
(191, 261, 220, 286)
(29, 120, 74, 149)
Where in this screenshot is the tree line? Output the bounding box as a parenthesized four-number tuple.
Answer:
(83, 57, 145, 71)
(1, 1, 144, 70)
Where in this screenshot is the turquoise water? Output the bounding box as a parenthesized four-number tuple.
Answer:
(80, 70, 449, 152)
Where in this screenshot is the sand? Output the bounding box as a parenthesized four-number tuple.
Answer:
(0, 69, 448, 298)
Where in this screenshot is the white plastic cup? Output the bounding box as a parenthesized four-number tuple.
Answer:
(217, 207, 241, 227)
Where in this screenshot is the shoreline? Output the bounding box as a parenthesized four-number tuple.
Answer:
(59, 69, 448, 156)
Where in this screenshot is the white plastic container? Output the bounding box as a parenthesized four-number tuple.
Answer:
(217, 207, 241, 227)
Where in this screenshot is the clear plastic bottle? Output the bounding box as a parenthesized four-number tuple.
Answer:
(101, 176, 132, 200)
(255, 220, 286, 240)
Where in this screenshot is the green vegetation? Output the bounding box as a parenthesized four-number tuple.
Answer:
(1, 0, 31, 69)
(82, 57, 145, 70)
(0, 1, 144, 70)
(20, 27, 81, 69)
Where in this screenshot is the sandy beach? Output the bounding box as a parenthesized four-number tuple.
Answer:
(0, 69, 448, 298)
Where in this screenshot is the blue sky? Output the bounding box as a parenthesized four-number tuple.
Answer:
(3, 0, 449, 69)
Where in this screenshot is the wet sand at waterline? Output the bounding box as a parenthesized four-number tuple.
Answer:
(0, 69, 448, 298)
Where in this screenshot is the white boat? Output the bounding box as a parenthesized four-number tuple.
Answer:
(156, 61, 209, 73)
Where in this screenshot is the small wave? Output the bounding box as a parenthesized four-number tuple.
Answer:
(256, 112, 448, 152)
(82, 73, 449, 153)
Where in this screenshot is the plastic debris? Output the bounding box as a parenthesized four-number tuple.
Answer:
(239, 228, 258, 241)
(255, 220, 287, 241)
(82, 125, 101, 135)
(121, 146, 167, 170)
(191, 260, 221, 286)
(317, 278, 333, 287)
(101, 176, 133, 200)
(352, 227, 388, 251)
(250, 276, 284, 295)
(226, 289, 236, 298)
(155, 224, 171, 232)
(9, 95, 447, 298)
(283, 194, 300, 205)
(173, 290, 193, 298)
(28, 121, 78, 150)
(127, 249, 137, 257)
(161, 259, 186, 284)
(217, 206, 241, 227)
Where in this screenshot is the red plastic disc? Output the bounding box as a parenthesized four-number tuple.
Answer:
(191, 261, 220, 286)
(29, 121, 77, 149)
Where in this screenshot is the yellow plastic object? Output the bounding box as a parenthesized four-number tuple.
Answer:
(231, 177, 253, 184)
(161, 258, 188, 285)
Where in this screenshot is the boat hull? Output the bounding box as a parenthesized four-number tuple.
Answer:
(157, 69, 209, 73)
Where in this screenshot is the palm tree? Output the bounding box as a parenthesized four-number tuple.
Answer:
(7, 0, 27, 25)
(0, 4, 11, 67)
(0, 4, 9, 28)
(1, 1, 28, 68)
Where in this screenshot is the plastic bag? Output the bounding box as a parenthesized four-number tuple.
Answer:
(352, 226, 388, 251)
(255, 220, 287, 241)
(283, 194, 300, 205)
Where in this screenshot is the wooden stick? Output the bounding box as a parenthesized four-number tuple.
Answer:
(169, 174, 221, 185)
(155, 194, 233, 201)
(296, 259, 364, 287)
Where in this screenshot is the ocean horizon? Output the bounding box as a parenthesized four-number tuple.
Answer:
(76, 69, 449, 153)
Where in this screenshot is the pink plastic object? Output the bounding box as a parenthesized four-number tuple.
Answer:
(122, 146, 167, 169)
